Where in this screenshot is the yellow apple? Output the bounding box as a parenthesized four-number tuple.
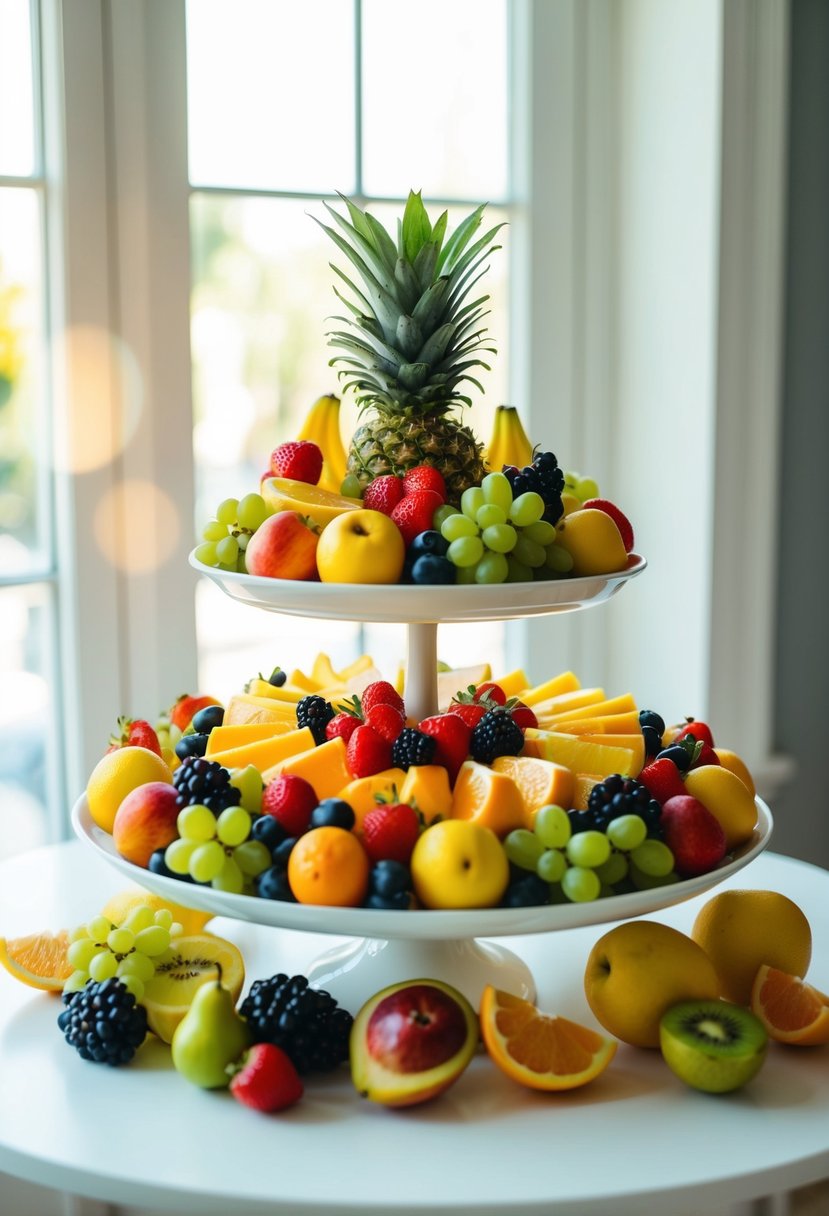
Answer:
(316, 508, 406, 584)
(555, 508, 628, 576)
(410, 819, 509, 909)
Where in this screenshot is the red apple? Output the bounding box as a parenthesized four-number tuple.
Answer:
(245, 511, 320, 580)
(661, 794, 728, 877)
(112, 781, 181, 868)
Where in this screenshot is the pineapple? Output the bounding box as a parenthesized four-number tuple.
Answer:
(316, 191, 503, 504)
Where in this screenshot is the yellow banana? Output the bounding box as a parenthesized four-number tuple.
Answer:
(298, 393, 347, 494)
(486, 404, 534, 471)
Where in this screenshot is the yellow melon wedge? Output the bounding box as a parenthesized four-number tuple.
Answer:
(287, 669, 323, 693)
(207, 727, 316, 773)
(450, 761, 525, 837)
(541, 711, 642, 736)
(530, 687, 607, 718)
(491, 756, 575, 828)
(224, 694, 298, 726)
(338, 768, 408, 831)
(206, 722, 293, 756)
(339, 654, 376, 681)
(522, 671, 581, 706)
(543, 693, 638, 723)
(491, 669, 531, 699)
(578, 733, 645, 775)
(522, 730, 641, 778)
(312, 652, 341, 688)
(263, 736, 352, 800)
(244, 680, 307, 704)
(399, 765, 453, 825)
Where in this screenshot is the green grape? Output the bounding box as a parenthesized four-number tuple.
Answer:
(213, 855, 244, 894)
(545, 543, 574, 574)
(533, 804, 572, 849)
(481, 523, 517, 554)
(106, 928, 135, 955)
(121, 906, 155, 934)
(481, 471, 514, 513)
(564, 470, 580, 493)
(607, 814, 648, 852)
(504, 829, 545, 871)
(475, 551, 509, 584)
(433, 503, 458, 530)
(236, 492, 268, 531)
(594, 851, 629, 886)
(506, 555, 534, 583)
(566, 830, 611, 869)
(536, 848, 567, 883)
(177, 803, 217, 843)
(476, 503, 507, 529)
(153, 908, 174, 930)
(88, 951, 119, 982)
(512, 535, 547, 568)
(509, 491, 545, 527)
(576, 476, 599, 501)
(63, 970, 89, 995)
(68, 925, 91, 944)
(229, 764, 263, 814)
(235, 551, 248, 573)
(340, 473, 363, 498)
(629, 862, 680, 891)
(630, 839, 675, 878)
(561, 866, 601, 903)
(87, 916, 113, 943)
(216, 805, 252, 847)
(455, 564, 477, 584)
(194, 542, 218, 567)
(202, 519, 227, 542)
(441, 513, 479, 542)
(446, 536, 484, 568)
(189, 840, 227, 884)
(461, 486, 485, 519)
(117, 952, 155, 983)
(215, 535, 239, 565)
(118, 973, 145, 1002)
(521, 520, 556, 546)
(233, 839, 272, 877)
(66, 938, 98, 970)
(133, 924, 172, 956)
(216, 497, 239, 526)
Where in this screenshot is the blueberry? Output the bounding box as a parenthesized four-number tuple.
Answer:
(408, 530, 449, 560)
(251, 814, 288, 850)
(501, 873, 551, 908)
(268, 667, 287, 687)
(411, 554, 456, 585)
(641, 724, 663, 757)
(256, 867, 297, 901)
(639, 709, 666, 735)
(174, 732, 209, 760)
(363, 890, 410, 911)
(271, 836, 299, 868)
(310, 799, 356, 831)
(191, 704, 225, 734)
(656, 743, 693, 773)
(369, 860, 412, 898)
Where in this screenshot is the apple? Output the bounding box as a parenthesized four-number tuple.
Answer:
(245, 511, 320, 581)
(409, 818, 509, 909)
(315, 508, 405, 584)
(350, 979, 478, 1106)
(555, 509, 628, 576)
(112, 781, 181, 868)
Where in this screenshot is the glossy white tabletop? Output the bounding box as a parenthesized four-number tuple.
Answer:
(1, 842, 828, 1216)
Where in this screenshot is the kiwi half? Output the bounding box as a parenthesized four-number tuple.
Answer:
(659, 999, 768, 1094)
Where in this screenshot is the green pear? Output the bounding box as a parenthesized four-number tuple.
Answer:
(171, 967, 251, 1088)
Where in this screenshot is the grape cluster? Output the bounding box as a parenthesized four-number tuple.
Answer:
(194, 492, 269, 572)
(63, 906, 181, 1003)
(164, 803, 271, 892)
(174, 756, 242, 813)
(504, 450, 566, 525)
(585, 774, 663, 838)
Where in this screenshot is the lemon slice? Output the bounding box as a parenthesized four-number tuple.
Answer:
(142, 934, 245, 1043)
(0, 931, 73, 991)
(261, 477, 362, 529)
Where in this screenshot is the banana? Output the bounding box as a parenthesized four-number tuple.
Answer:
(485, 404, 534, 472)
(297, 394, 348, 494)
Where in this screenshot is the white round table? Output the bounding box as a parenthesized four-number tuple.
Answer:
(1, 842, 828, 1216)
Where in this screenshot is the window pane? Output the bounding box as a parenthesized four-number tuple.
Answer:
(362, 0, 508, 201)
(186, 0, 356, 192)
(0, 187, 50, 577)
(0, 0, 35, 176)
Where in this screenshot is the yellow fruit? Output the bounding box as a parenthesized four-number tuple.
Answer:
(205, 726, 316, 772)
(0, 931, 72, 991)
(100, 888, 212, 936)
(751, 965, 829, 1046)
(555, 508, 628, 576)
(542, 692, 637, 724)
(713, 747, 757, 798)
(522, 670, 581, 705)
(205, 722, 290, 754)
(222, 693, 297, 726)
(539, 711, 642, 736)
(480, 986, 617, 1091)
(682, 765, 758, 848)
(264, 736, 352, 799)
(86, 746, 173, 834)
(584, 920, 721, 1048)
(316, 508, 405, 584)
(142, 934, 245, 1043)
(490, 756, 575, 827)
(338, 768, 408, 832)
(260, 476, 362, 529)
(561, 491, 581, 515)
(410, 819, 509, 909)
(450, 761, 526, 837)
(296, 393, 347, 494)
(399, 765, 453, 825)
(522, 730, 642, 779)
(691, 889, 812, 1005)
(490, 669, 530, 698)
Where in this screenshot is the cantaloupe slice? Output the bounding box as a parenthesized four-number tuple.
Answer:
(530, 687, 606, 718)
(521, 670, 581, 706)
(206, 727, 316, 773)
(450, 761, 525, 837)
(542, 693, 637, 724)
(312, 652, 341, 688)
(541, 711, 641, 736)
(491, 669, 531, 699)
(205, 721, 293, 756)
(399, 765, 453, 825)
(491, 756, 575, 827)
(243, 680, 307, 704)
(263, 736, 352, 800)
(521, 730, 641, 778)
(338, 768, 408, 831)
(577, 732, 645, 775)
(572, 774, 603, 811)
(223, 694, 298, 726)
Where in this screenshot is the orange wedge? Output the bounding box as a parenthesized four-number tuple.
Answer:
(750, 965, 829, 1046)
(480, 985, 617, 1090)
(0, 931, 73, 991)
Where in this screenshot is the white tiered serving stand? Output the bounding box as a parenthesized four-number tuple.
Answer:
(72, 552, 773, 1013)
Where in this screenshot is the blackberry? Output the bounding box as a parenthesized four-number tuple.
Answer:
(391, 727, 437, 769)
(531, 450, 566, 524)
(57, 978, 148, 1066)
(502, 873, 551, 908)
(296, 695, 335, 745)
(239, 974, 353, 1073)
(173, 756, 241, 814)
(587, 773, 664, 838)
(470, 708, 525, 764)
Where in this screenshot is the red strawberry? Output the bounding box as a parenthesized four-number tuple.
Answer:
(325, 711, 361, 744)
(689, 741, 721, 769)
(362, 474, 404, 515)
(169, 694, 221, 732)
(509, 699, 538, 731)
(261, 773, 318, 836)
(639, 756, 685, 805)
(661, 794, 727, 877)
(269, 440, 323, 485)
(365, 702, 406, 742)
(347, 724, 393, 778)
(229, 1043, 303, 1113)
(674, 719, 716, 749)
(581, 498, 635, 552)
(447, 700, 489, 730)
(402, 465, 446, 502)
(390, 489, 443, 546)
(106, 716, 162, 756)
(362, 802, 421, 864)
(473, 681, 507, 705)
(417, 713, 471, 784)
(360, 681, 405, 716)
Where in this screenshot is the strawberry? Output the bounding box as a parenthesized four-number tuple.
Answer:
(446, 684, 502, 731)
(674, 718, 716, 749)
(689, 741, 721, 769)
(447, 700, 489, 730)
(229, 1043, 303, 1113)
(660, 794, 727, 877)
(362, 802, 421, 865)
(106, 716, 162, 756)
(365, 702, 406, 742)
(581, 497, 635, 552)
(417, 712, 471, 784)
(473, 681, 507, 705)
(262, 773, 318, 836)
(402, 465, 446, 502)
(347, 724, 393, 778)
(325, 711, 361, 744)
(269, 440, 323, 485)
(390, 489, 443, 546)
(639, 756, 685, 805)
(509, 699, 538, 731)
(360, 681, 405, 716)
(362, 474, 404, 515)
(169, 694, 221, 732)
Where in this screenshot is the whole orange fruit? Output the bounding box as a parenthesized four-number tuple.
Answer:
(287, 826, 370, 907)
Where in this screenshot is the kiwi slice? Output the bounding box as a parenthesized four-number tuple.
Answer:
(659, 999, 768, 1093)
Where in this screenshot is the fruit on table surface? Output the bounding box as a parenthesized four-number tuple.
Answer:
(99, 888, 212, 937)
(659, 999, 768, 1094)
(229, 1042, 304, 1113)
(144, 933, 245, 1044)
(315, 507, 406, 584)
(750, 965, 829, 1046)
(112, 781, 181, 869)
(350, 979, 478, 1106)
(410, 818, 510, 909)
(244, 510, 321, 580)
(0, 930, 72, 991)
(63, 904, 183, 1004)
(171, 961, 252, 1088)
(86, 746, 173, 834)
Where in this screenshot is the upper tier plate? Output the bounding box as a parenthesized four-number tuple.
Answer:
(72, 794, 772, 940)
(188, 551, 647, 624)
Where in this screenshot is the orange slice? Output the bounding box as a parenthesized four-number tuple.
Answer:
(750, 965, 829, 1046)
(260, 476, 362, 528)
(480, 985, 617, 1090)
(0, 931, 73, 991)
